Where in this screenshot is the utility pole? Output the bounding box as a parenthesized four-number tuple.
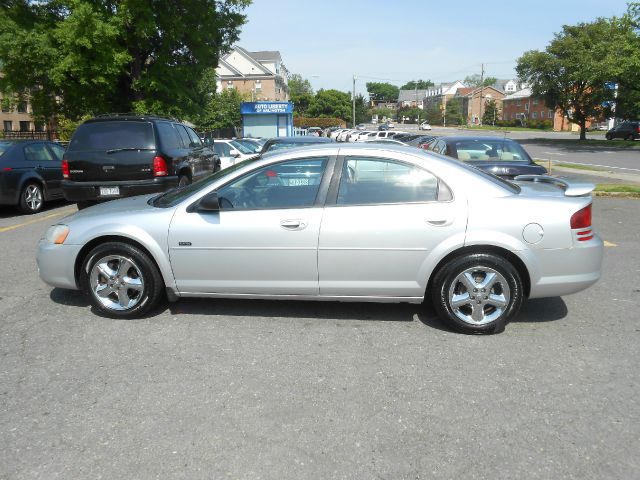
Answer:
(352, 75, 357, 128)
(479, 63, 484, 126)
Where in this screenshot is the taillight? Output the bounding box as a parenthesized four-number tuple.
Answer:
(62, 159, 69, 179)
(153, 156, 168, 177)
(571, 204, 593, 241)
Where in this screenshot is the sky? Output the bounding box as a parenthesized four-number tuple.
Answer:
(237, 0, 632, 95)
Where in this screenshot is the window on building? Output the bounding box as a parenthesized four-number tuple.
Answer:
(34, 122, 44, 132)
(532, 112, 538, 119)
(516, 100, 521, 106)
(533, 98, 538, 105)
(19, 121, 30, 132)
(524, 103, 529, 111)
(254, 80, 262, 91)
(3, 120, 12, 132)
(0, 98, 10, 113)
(226, 80, 234, 90)
(548, 110, 554, 118)
(17, 102, 27, 113)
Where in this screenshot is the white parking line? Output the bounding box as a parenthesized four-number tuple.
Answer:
(543, 151, 566, 155)
(553, 161, 640, 173)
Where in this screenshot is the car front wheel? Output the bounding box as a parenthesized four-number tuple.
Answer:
(431, 253, 524, 334)
(605, 134, 612, 140)
(81, 242, 164, 318)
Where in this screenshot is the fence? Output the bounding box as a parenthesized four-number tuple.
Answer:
(1, 130, 56, 141)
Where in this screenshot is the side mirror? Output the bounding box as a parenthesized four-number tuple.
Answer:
(232, 152, 241, 158)
(197, 191, 220, 212)
(204, 138, 214, 146)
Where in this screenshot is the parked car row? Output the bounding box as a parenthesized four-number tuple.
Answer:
(605, 121, 639, 141)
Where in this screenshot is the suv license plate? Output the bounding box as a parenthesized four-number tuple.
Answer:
(288, 178, 309, 186)
(99, 186, 120, 196)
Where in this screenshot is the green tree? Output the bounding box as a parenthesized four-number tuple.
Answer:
(464, 74, 498, 88)
(396, 106, 423, 124)
(609, 4, 640, 120)
(400, 79, 434, 90)
(288, 74, 314, 116)
(354, 94, 368, 125)
(197, 88, 243, 131)
(517, 17, 637, 139)
(444, 98, 463, 126)
(482, 99, 499, 125)
(366, 82, 399, 101)
(307, 89, 352, 122)
(425, 105, 443, 125)
(0, 0, 250, 123)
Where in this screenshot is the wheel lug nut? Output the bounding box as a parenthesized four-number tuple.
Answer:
(484, 296, 488, 300)
(473, 288, 478, 292)
(470, 295, 475, 300)
(476, 300, 482, 304)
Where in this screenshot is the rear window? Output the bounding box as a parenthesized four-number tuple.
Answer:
(68, 121, 155, 151)
(453, 140, 531, 162)
(0, 142, 14, 157)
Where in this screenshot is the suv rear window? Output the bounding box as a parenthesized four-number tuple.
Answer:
(68, 121, 155, 151)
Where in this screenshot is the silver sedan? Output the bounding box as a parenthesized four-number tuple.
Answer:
(37, 144, 603, 334)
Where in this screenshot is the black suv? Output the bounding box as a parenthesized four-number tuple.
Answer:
(606, 121, 639, 140)
(62, 115, 220, 207)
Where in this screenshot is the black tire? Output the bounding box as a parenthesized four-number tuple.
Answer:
(80, 242, 164, 318)
(77, 201, 96, 210)
(178, 174, 191, 187)
(18, 182, 44, 214)
(431, 253, 524, 334)
(625, 134, 634, 141)
(605, 134, 612, 140)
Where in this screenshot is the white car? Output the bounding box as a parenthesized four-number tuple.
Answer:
(420, 122, 432, 131)
(337, 130, 357, 142)
(213, 139, 259, 169)
(355, 132, 378, 142)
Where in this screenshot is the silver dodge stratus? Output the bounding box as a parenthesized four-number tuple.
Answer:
(37, 144, 603, 334)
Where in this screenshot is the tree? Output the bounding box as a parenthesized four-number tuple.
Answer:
(354, 94, 368, 125)
(401, 79, 434, 90)
(445, 98, 463, 126)
(0, 0, 250, 123)
(517, 17, 636, 139)
(307, 89, 352, 122)
(464, 74, 498, 88)
(366, 82, 399, 101)
(396, 106, 423, 124)
(288, 74, 314, 116)
(197, 88, 243, 131)
(482, 99, 499, 125)
(609, 4, 640, 120)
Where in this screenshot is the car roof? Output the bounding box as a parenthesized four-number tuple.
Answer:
(83, 115, 184, 124)
(266, 136, 332, 143)
(440, 136, 518, 143)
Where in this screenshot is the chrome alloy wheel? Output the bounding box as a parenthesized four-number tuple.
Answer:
(89, 255, 144, 311)
(24, 184, 43, 211)
(448, 267, 511, 326)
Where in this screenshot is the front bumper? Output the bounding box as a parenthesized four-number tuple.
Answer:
(62, 176, 179, 202)
(37, 241, 84, 290)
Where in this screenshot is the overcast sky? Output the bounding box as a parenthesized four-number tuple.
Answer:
(237, 0, 632, 95)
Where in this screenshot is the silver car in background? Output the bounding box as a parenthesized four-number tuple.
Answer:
(37, 144, 603, 334)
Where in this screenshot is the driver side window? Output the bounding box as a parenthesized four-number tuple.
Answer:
(217, 157, 329, 210)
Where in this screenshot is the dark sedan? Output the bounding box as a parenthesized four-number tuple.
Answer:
(260, 136, 332, 154)
(0, 140, 66, 213)
(426, 136, 547, 179)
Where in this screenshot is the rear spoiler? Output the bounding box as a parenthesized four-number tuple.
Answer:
(513, 175, 595, 197)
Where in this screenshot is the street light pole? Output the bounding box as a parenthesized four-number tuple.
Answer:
(352, 75, 357, 128)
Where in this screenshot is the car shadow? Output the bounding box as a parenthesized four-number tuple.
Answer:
(513, 297, 568, 323)
(168, 298, 417, 323)
(50, 288, 89, 307)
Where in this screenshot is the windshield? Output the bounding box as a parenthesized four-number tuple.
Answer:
(151, 156, 260, 208)
(453, 139, 532, 162)
(230, 140, 254, 155)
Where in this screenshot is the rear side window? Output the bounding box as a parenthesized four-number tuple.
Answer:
(68, 121, 155, 151)
(185, 127, 203, 147)
(175, 125, 192, 148)
(156, 122, 183, 149)
(24, 143, 54, 161)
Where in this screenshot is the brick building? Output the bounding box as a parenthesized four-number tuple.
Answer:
(502, 88, 592, 131)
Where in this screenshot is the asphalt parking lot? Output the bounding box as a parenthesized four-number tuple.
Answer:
(1, 196, 639, 479)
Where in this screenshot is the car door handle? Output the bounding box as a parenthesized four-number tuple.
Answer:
(280, 219, 308, 231)
(426, 218, 453, 226)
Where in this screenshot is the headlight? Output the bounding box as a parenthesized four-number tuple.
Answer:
(43, 224, 70, 244)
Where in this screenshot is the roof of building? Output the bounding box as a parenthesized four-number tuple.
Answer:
(398, 89, 428, 102)
(249, 51, 282, 62)
(503, 87, 533, 100)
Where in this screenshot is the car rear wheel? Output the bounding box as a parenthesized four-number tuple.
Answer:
(625, 134, 634, 141)
(431, 253, 524, 334)
(18, 182, 44, 214)
(81, 242, 164, 318)
(605, 133, 612, 140)
(178, 174, 190, 187)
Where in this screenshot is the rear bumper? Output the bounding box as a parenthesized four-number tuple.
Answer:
(528, 234, 604, 299)
(62, 176, 179, 202)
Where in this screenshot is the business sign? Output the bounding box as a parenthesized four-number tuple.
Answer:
(241, 102, 293, 115)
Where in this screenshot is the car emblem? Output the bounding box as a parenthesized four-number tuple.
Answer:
(102, 165, 115, 172)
